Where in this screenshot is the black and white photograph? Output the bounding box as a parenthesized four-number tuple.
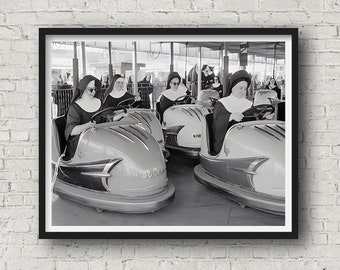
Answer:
(39, 28, 298, 238)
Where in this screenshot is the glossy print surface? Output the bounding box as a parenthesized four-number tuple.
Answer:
(194, 163, 285, 215)
(196, 90, 220, 107)
(126, 108, 165, 148)
(163, 104, 209, 152)
(57, 159, 121, 191)
(195, 117, 285, 215)
(53, 120, 175, 213)
(70, 122, 167, 196)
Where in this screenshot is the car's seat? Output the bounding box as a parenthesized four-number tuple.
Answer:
(52, 116, 67, 156)
(207, 111, 241, 155)
(277, 101, 285, 121)
(253, 89, 278, 106)
(156, 101, 163, 123)
(205, 113, 216, 155)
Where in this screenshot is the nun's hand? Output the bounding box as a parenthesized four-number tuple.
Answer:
(230, 113, 244, 122)
(83, 121, 96, 131)
(264, 112, 274, 120)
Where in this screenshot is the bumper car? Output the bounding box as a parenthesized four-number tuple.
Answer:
(254, 89, 285, 121)
(194, 104, 285, 215)
(115, 97, 170, 159)
(51, 107, 175, 213)
(127, 107, 169, 158)
(196, 89, 220, 108)
(162, 95, 210, 158)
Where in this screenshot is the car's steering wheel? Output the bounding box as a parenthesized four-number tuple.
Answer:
(90, 106, 128, 123)
(208, 97, 219, 106)
(242, 104, 275, 121)
(117, 97, 141, 108)
(174, 95, 196, 105)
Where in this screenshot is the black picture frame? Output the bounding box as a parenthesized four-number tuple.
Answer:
(39, 28, 298, 239)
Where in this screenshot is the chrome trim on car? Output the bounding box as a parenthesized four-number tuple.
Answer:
(130, 112, 149, 126)
(128, 112, 152, 133)
(201, 155, 269, 190)
(229, 168, 256, 175)
(166, 125, 185, 135)
(265, 124, 285, 137)
(188, 107, 201, 120)
(140, 111, 152, 121)
(194, 164, 284, 215)
(53, 179, 175, 213)
(119, 126, 149, 151)
(60, 159, 112, 168)
(247, 157, 269, 189)
(196, 107, 204, 117)
(254, 126, 281, 141)
(101, 159, 122, 192)
(128, 112, 142, 122)
(276, 124, 285, 132)
(81, 172, 111, 177)
(108, 127, 135, 143)
(165, 144, 200, 158)
(134, 112, 149, 123)
(181, 107, 193, 117)
(129, 125, 149, 140)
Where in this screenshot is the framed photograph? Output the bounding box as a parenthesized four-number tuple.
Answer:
(39, 28, 298, 239)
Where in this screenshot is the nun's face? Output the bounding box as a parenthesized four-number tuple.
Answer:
(114, 78, 125, 92)
(170, 78, 180, 91)
(231, 81, 248, 98)
(85, 80, 96, 97)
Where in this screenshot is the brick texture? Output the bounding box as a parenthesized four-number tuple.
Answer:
(0, 0, 340, 269)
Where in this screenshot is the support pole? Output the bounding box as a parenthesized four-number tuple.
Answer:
(264, 57, 268, 81)
(219, 49, 223, 77)
(223, 42, 229, 97)
(239, 42, 248, 70)
(132, 41, 139, 97)
(273, 43, 278, 79)
(72, 42, 79, 93)
(197, 47, 202, 95)
(185, 42, 188, 83)
(251, 54, 256, 96)
(108, 41, 113, 82)
(81, 41, 86, 77)
(170, 42, 174, 73)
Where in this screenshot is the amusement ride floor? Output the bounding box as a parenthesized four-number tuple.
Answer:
(52, 154, 285, 226)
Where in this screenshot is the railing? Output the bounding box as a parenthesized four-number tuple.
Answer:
(51, 81, 168, 117)
(52, 88, 73, 117)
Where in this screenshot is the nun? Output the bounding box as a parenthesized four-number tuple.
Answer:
(64, 75, 102, 160)
(103, 74, 136, 108)
(158, 71, 190, 121)
(212, 70, 252, 154)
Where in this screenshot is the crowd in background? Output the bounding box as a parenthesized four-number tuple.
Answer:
(51, 64, 285, 119)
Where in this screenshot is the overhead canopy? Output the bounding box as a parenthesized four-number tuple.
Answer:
(53, 41, 285, 60)
(175, 42, 285, 60)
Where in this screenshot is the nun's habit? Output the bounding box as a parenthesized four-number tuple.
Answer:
(103, 74, 135, 108)
(158, 72, 190, 121)
(64, 75, 102, 160)
(212, 70, 252, 154)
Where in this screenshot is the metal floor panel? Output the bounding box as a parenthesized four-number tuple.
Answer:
(52, 155, 285, 226)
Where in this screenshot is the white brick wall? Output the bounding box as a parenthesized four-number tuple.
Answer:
(0, 0, 340, 269)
